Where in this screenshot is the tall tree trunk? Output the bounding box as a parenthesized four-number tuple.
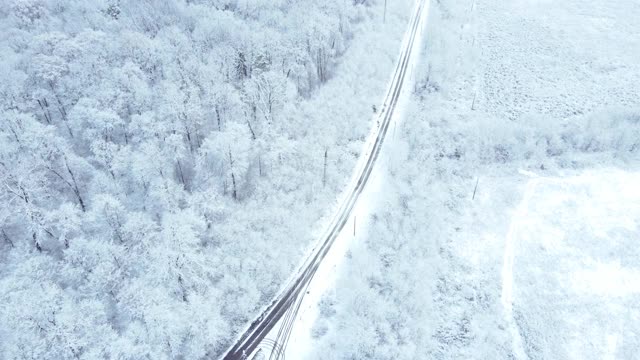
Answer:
(228, 149, 238, 200)
(176, 160, 188, 190)
(66, 162, 85, 212)
(2, 229, 14, 248)
(246, 118, 256, 140)
(216, 106, 222, 131)
(323, 148, 328, 187)
(37, 98, 52, 124)
(21, 186, 42, 251)
(50, 82, 74, 138)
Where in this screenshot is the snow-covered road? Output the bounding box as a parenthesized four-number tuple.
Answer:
(279, 3, 431, 359)
(220, 1, 430, 359)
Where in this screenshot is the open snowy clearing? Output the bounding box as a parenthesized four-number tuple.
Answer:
(501, 168, 640, 359)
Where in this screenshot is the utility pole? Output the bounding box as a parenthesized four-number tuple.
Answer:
(323, 148, 328, 187)
(384, 0, 387, 23)
(472, 178, 479, 200)
(393, 120, 397, 140)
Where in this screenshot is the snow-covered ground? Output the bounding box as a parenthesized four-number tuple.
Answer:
(501, 169, 640, 359)
(306, 0, 640, 358)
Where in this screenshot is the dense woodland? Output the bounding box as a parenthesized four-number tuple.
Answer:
(0, 0, 398, 358)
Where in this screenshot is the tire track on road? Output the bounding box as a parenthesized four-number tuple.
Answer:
(220, 1, 428, 358)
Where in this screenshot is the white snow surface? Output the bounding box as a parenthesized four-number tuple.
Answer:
(306, 0, 640, 358)
(501, 169, 640, 359)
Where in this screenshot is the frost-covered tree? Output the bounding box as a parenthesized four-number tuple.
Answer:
(0, 0, 391, 357)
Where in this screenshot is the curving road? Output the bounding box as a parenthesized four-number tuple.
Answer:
(220, 1, 428, 359)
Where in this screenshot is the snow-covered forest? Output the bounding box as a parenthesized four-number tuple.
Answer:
(0, 0, 412, 358)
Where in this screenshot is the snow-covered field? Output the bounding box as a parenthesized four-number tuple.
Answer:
(501, 169, 640, 359)
(307, 0, 640, 358)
